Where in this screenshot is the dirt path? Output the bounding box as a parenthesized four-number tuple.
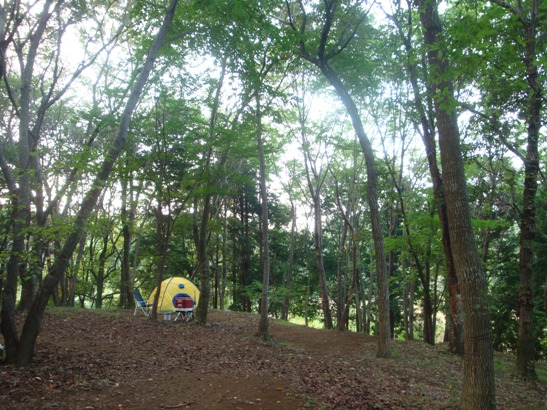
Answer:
(1, 309, 545, 409)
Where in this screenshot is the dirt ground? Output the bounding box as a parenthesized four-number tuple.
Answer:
(1, 308, 546, 409)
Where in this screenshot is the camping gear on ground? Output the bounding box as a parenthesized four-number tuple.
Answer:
(147, 277, 200, 316)
(133, 289, 152, 316)
(173, 295, 195, 321)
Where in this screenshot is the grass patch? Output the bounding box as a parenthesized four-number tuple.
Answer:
(271, 318, 303, 327)
(494, 353, 547, 385)
(286, 316, 325, 329)
(45, 306, 85, 316)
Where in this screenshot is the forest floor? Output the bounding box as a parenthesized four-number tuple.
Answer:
(1, 308, 546, 410)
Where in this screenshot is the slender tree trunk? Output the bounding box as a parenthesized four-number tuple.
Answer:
(336, 221, 349, 326)
(313, 199, 333, 329)
(514, 0, 541, 379)
(2, 0, 179, 366)
(256, 99, 272, 341)
(408, 275, 415, 340)
(319, 63, 390, 357)
(300, 128, 332, 329)
(328, 68, 390, 353)
(387, 247, 396, 339)
(355, 251, 363, 332)
(194, 59, 227, 322)
(231, 200, 238, 310)
(95, 233, 109, 309)
(402, 256, 414, 340)
(418, 0, 496, 407)
(337, 232, 359, 331)
(213, 239, 219, 310)
(220, 202, 228, 310)
(68, 233, 87, 307)
(151, 204, 170, 320)
(14, 1, 57, 313)
(0, 1, 56, 359)
(195, 195, 212, 324)
(291, 0, 389, 354)
(394, 3, 464, 355)
(387, 149, 436, 345)
(422, 280, 434, 345)
(282, 196, 297, 321)
(120, 173, 134, 309)
(365, 247, 374, 335)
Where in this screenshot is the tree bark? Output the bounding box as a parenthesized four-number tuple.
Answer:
(513, 0, 541, 380)
(0, 1, 56, 360)
(119, 172, 134, 309)
(393, 2, 464, 354)
(220, 202, 228, 310)
(418, 0, 496, 407)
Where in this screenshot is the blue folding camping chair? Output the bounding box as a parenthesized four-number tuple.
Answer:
(133, 289, 153, 317)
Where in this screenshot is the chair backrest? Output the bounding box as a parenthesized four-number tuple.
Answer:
(133, 289, 147, 307)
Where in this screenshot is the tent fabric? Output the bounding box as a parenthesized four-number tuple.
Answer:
(147, 277, 200, 313)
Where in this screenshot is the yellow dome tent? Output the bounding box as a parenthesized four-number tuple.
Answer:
(148, 277, 200, 313)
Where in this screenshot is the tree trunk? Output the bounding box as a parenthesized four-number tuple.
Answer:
(395, 3, 464, 355)
(220, 202, 228, 310)
(422, 281, 434, 345)
(282, 195, 297, 321)
(355, 249, 363, 332)
(95, 233, 109, 309)
(318, 63, 390, 357)
(195, 195, 212, 324)
(0, 0, 56, 361)
(119, 173, 134, 309)
(337, 232, 359, 331)
(2, 0, 179, 366)
(418, 0, 496, 407)
(514, 0, 541, 379)
(194, 57, 228, 322)
(291, 0, 389, 354)
(255, 99, 272, 341)
(151, 204, 170, 320)
(18, 273, 36, 312)
(300, 129, 333, 329)
(313, 199, 333, 329)
(402, 256, 414, 341)
(68, 233, 87, 308)
(213, 241, 219, 310)
(387, 247, 396, 339)
(336, 221, 349, 326)
(365, 247, 374, 335)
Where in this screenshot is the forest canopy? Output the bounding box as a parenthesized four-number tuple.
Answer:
(0, 0, 545, 407)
